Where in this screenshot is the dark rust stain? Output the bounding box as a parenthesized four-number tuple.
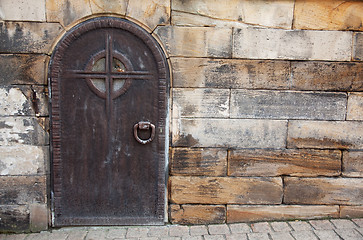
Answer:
(174, 134, 199, 147)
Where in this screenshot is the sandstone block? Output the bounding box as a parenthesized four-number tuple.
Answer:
(172, 119, 287, 148)
(0, 54, 47, 86)
(170, 204, 226, 225)
(287, 120, 363, 149)
(291, 61, 363, 91)
(236, 1, 294, 29)
(0, 0, 46, 21)
(90, 0, 127, 15)
(294, 1, 363, 31)
(228, 149, 341, 177)
(169, 176, 283, 204)
(46, 0, 92, 27)
(0, 145, 48, 176)
(0, 22, 63, 53)
(171, 0, 294, 29)
(230, 90, 346, 120)
(171, 10, 249, 28)
(0, 205, 29, 233)
(0, 117, 49, 146)
(342, 151, 363, 177)
(127, 0, 170, 31)
(171, 58, 290, 89)
(347, 93, 363, 120)
(227, 205, 339, 223)
(173, 88, 229, 118)
(155, 26, 232, 57)
(284, 177, 363, 205)
(233, 28, 352, 61)
(170, 148, 227, 176)
(0, 87, 33, 116)
(354, 33, 363, 61)
(29, 203, 48, 232)
(0, 176, 46, 205)
(340, 206, 363, 218)
(171, 0, 245, 23)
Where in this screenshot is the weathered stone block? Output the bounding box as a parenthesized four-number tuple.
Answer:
(0, 87, 33, 116)
(170, 148, 227, 176)
(340, 206, 363, 218)
(29, 203, 48, 232)
(236, 1, 294, 29)
(171, 10, 249, 28)
(170, 204, 226, 225)
(354, 33, 363, 61)
(173, 88, 229, 118)
(46, 0, 92, 27)
(19, 85, 49, 117)
(90, 0, 127, 15)
(0, 54, 47, 86)
(347, 93, 363, 120)
(127, 0, 170, 31)
(0, 145, 48, 176)
(171, 58, 290, 89)
(169, 176, 283, 204)
(230, 90, 346, 120)
(0, 117, 49, 146)
(342, 151, 363, 177)
(172, 0, 244, 23)
(227, 205, 339, 223)
(0, 176, 46, 205)
(0, 21, 63, 54)
(233, 28, 352, 61)
(0, 0, 46, 21)
(0, 85, 48, 117)
(284, 177, 363, 205)
(228, 149, 341, 177)
(294, 1, 363, 31)
(0, 205, 29, 233)
(291, 61, 363, 91)
(172, 119, 287, 148)
(171, 0, 294, 29)
(154, 26, 232, 57)
(287, 121, 363, 150)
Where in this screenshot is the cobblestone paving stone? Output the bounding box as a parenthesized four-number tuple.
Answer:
(309, 220, 336, 230)
(250, 222, 273, 233)
(270, 222, 293, 232)
(1, 219, 362, 240)
(314, 229, 341, 240)
(269, 231, 295, 240)
(353, 219, 363, 228)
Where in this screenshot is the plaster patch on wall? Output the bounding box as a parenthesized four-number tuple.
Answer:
(0, 87, 33, 116)
(0, 117, 48, 146)
(0, 145, 47, 176)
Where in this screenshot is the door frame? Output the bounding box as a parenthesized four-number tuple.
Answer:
(48, 16, 170, 226)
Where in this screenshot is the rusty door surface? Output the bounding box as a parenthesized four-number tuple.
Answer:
(49, 17, 168, 226)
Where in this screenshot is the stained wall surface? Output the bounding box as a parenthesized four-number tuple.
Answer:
(0, 0, 362, 232)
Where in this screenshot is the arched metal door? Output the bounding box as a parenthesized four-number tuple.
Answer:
(49, 17, 168, 226)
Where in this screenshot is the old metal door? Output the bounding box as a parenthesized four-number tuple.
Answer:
(49, 17, 168, 226)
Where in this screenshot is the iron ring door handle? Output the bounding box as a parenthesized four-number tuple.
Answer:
(133, 121, 156, 144)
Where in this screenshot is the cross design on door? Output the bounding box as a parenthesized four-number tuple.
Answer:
(66, 33, 153, 120)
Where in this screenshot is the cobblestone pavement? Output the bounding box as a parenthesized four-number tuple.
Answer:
(1, 219, 363, 240)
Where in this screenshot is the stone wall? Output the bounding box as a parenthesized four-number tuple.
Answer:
(0, 0, 362, 232)
(162, 0, 363, 225)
